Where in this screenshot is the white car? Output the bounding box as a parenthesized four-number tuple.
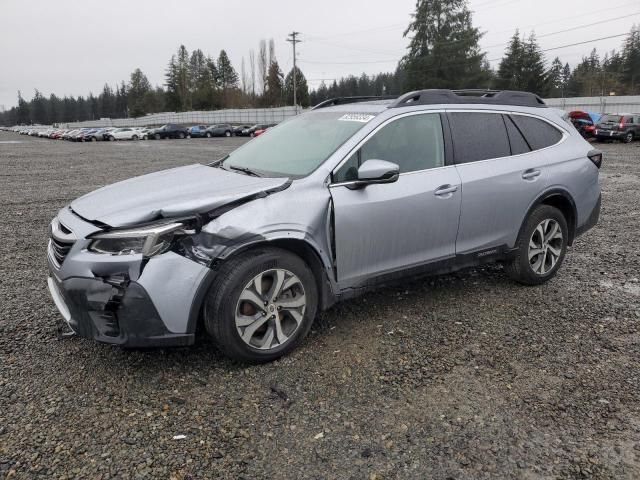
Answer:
(107, 128, 141, 141)
(135, 128, 151, 140)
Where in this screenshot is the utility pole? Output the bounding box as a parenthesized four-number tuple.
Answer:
(287, 31, 302, 111)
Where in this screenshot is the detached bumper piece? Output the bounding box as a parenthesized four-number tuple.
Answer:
(48, 275, 194, 347)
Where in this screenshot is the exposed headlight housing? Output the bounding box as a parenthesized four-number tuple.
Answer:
(88, 222, 185, 257)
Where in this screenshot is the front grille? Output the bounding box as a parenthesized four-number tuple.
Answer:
(49, 218, 76, 268)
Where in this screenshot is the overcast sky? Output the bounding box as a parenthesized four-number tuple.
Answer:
(1, 0, 639, 109)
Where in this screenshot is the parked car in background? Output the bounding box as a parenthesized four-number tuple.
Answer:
(233, 125, 251, 136)
(108, 128, 141, 141)
(206, 124, 234, 137)
(148, 124, 190, 139)
(135, 128, 152, 140)
(243, 123, 276, 137)
(83, 128, 107, 142)
(46, 89, 601, 362)
(188, 125, 209, 138)
(594, 114, 640, 143)
(569, 111, 601, 139)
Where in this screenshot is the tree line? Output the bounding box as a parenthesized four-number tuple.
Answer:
(3, 0, 640, 126)
(1, 40, 310, 125)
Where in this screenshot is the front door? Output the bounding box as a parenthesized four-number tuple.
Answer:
(329, 112, 462, 290)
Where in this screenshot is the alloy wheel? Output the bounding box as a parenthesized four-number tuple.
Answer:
(528, 219, 563, 275)
(235, 268, 306, 350)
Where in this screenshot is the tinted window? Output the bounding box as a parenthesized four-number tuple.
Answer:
(504, 115, 531, 155)
(333, 113, 445, 183)
(510, 115, 563, 150)
(449, 112, 510, 163)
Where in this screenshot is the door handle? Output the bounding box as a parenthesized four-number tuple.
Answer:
(434, 184, 458, 196)
(522, 169, 541, 180)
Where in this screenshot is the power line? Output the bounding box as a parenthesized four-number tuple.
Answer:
(302, 31, 633, 70)
(303, 13, 638, 65)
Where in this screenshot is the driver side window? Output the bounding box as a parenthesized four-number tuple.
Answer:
(333, 113, 445, 183)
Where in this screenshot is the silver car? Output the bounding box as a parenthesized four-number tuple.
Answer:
(47, 89, 602, 362)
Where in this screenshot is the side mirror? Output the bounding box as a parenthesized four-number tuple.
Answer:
(349, 159, 400, 189)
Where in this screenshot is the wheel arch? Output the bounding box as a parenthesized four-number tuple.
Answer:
(518, 188, 578, 247)
(187, 237, 337, 335)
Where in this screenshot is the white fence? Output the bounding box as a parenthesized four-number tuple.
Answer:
(62, 106, 301, 128)
(58, 96, 640, 128)
(545, 96, 640, 114)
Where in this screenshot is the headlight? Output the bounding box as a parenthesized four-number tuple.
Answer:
(88, 222, 185, 257)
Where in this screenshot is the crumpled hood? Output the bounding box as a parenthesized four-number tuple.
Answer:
(70, 164, 289, 227)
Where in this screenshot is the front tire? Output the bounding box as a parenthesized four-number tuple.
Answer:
(154, 133, 161, 140)
(504, 205, 568, 285)
(206, 132, 212, 138)
(204, 248, 318, 363)
(132, 134, 139, 141)
(178, 132, 185, 139)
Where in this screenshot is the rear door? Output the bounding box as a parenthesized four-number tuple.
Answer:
(329, 112, 462, 289)
(450, 111, 565, 254)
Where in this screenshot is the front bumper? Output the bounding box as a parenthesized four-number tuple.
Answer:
(48, 274, 195, 347)
(47, 207, 213, 348)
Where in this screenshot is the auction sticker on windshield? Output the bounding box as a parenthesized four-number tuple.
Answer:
(338, 113, 376, 123)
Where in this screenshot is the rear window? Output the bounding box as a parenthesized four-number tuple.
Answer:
(600, 115, 622, 124)
(449, 112, 511, 163)
(510, 115, 563, 151)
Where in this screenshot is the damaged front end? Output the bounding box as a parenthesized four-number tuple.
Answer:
(47, 177, 293, 348)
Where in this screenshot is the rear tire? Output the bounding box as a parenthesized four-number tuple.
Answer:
(203, 248, 318, 363)
(504, 205, 568, 285)
(132, 134, 138, 141)
(108, 136, 115, 141)
(178, 132, 185, 139)
(624, 132, 634, 144)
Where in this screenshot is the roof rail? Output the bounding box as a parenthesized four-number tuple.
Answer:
(388, 89, 547, 108)
(312, 95, 398, 110)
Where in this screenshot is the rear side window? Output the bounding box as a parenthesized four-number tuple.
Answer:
(504, 115, 531, 155)
(449, 112, 511, 163)
(510, 115, 563, 150)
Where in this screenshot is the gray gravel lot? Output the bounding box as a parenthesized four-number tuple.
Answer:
(1, 132, 639, 479)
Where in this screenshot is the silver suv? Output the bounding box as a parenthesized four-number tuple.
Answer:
(47, 89, 602, 362)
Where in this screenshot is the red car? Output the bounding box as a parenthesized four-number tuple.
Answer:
(248, 123, 275, 138)
(569, 111, 601, 139)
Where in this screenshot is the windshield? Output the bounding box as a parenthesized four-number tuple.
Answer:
(600, 115, 622, 124)
(222, 111, 373, 177)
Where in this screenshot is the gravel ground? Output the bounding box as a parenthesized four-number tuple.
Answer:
(0, 132, 639, 479)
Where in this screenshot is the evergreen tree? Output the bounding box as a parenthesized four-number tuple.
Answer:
(284, 66, 309, 107)
(622, 25, 640, 93)
(16, 91, 30, 124)
(165, 55, 181, 111)
(265, 61, 284, 106)
(402, 0, 486, 90)
(98, 84, 116, 118)
(31, 89, 47, 124)
(128, 68, 151, 117)
(217, 50, 239, 107)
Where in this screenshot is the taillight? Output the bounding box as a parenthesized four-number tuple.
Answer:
(588, 149, 603, 169)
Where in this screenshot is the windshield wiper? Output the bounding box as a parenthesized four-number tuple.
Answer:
(228, 165, 263, 177)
